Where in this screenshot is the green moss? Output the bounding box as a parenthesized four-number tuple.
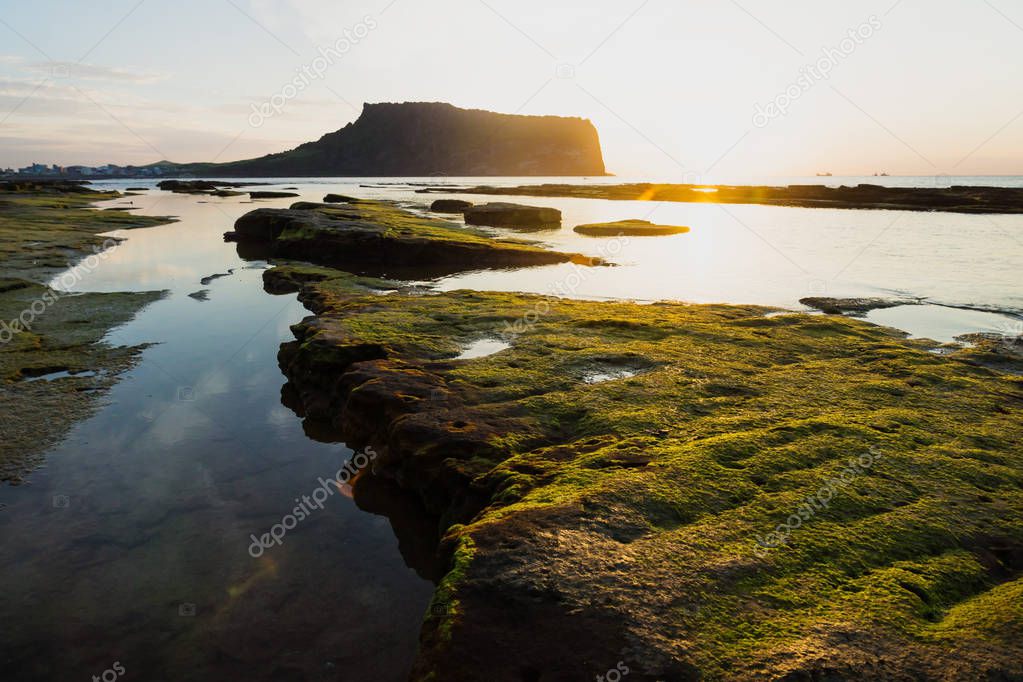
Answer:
(0, 189, 173, 282)
(0, 188, 169, 482)
(283, 266, 1023, 677)
(425, 534, 476, 643)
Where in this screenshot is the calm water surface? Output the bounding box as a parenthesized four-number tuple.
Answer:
(1, 176, 1020, 680)
(0, 190, 437, 682)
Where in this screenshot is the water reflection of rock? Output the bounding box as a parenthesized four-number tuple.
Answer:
(281, 382, 446, 583)
(352, 472, 445, 583)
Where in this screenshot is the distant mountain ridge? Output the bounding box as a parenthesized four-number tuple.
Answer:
(195, 102, 607, 177)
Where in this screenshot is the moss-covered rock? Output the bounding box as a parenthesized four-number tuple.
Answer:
(0, 186, 170, 482)
(574, 219, 690, 237)
(227, 200, 595, 277)
(271, 264, 1023, 681)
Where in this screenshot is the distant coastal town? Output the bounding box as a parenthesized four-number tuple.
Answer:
(0, 161, 176, 179)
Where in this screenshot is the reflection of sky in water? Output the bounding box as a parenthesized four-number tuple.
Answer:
(1, 188, 436, 681)
(69, 180, 1023, 317)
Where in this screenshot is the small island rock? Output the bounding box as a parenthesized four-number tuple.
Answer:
(463, 202, 561, 229)
(430, 199, 473, 213)
(573, 219, 689, 237)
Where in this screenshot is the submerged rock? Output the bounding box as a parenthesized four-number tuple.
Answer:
(463, 202, 561, 229)
(574, 219, 689, 236)
(430, 199, 473, 213)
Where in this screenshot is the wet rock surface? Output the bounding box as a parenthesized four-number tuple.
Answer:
(266, 264, 1023, 681)
(574, 219, 690, 236)
(157, 180, 257, 194)
(249, 190, 300, 199)
(227, 200, 592, 278)
(430, 199, 473, 213)
(0, 187, 170, 482)
(463, 202, 562, 229)
(800, 297, 911, 315)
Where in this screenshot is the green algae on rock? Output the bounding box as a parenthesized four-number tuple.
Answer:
(0, 281, 163, 482)
(0, 185, 173, 280)
(226, 200, 596, 278)
(0, 184, 170, 483)
(574, 219, 690, 237)
(268, 263, 1023, 681)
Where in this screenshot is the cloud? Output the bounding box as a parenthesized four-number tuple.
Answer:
(25, 60, 167, 84)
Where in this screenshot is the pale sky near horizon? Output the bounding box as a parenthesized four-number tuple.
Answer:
(1, 0, 1021, 178)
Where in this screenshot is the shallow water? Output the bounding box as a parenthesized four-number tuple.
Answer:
(454, 338, 512, 360)
(0, 190, 435, 681)
(3, 177, 1020, 680)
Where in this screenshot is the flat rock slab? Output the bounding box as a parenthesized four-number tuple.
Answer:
(430, 199, 473, 213)
(800, 297, 911, 314)
(574, 219, 690, 236)
(226, 200, 594, 278)
(458, 182, 1023, 214)
(463, 202, 561, 229)
(270, 273, 1023, 682)
(157, 180, 257, 194)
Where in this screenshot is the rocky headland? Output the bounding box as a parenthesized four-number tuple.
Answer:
(183, 102, 607, 177)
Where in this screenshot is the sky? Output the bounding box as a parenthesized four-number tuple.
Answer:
(1, 0, 1022, 178)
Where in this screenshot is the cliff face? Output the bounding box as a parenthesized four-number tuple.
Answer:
(208, 102, 606, 177)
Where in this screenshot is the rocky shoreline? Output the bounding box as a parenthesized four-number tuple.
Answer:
(260, 252, 1023, 680)
(0, 182, 172, 482)
(448, 182, 1023, 214)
